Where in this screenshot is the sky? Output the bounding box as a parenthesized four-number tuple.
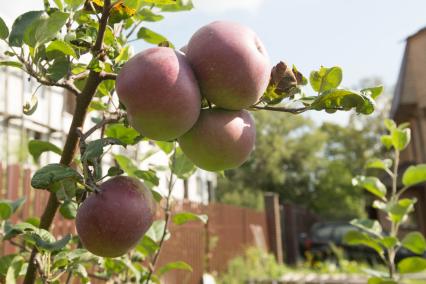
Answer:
(2, 0, 426, 124)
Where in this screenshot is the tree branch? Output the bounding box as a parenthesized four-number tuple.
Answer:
(100, 71, 118, 81)
(23, 2, 113, 283)
(250, 105, 308, 114)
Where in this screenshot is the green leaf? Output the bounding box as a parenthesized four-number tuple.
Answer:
(0, 61, 23, 69)
(46, 40, 77, 58)
(380, 135, 393, 149)
(144, 0, 177, 4)
(134, 170, 159, 186)
(107, 166, 124, 177)
(47, 56, 70, 82)
(384, 119, 396, 131)
(157, 261, 192, 276)
(171, 147, 196, 179)
(402, 164, 426, 187)
(398, 257, 426, 274)
(361, 86, 384, 100)
(156, 141, 174, 154)
(64, 0, 85, 10)
(34, 11, 69, 46)
(367, 277, 397, 284)
(350, 219, 382, 237)
(9, 197, 26, 213)
(352, 176, 387, 200)
(89, 100, 108, 111)
(34, 234, 71, 251)
(105, 123, 141, 145)
(137, 235, 159, 255)
(0, 202, 13, 220)
(5, 255, 24, 284)
(138, 8, 164, 22)
(391, 127, 410, 151)
(146, 220, 167, 243)
(0, 255, 16, 277)
(9, 11, 45, 47)
(53, 0, 64, 10)
(379, 236, 398, 249)
(0, 16, 9, 40)
(81, 138, 124, 162)
(137, 27, 168, 45)
(31, 163, 83, 189)
(310, 66, 343, 93)
(311, 88, 375, 114)
(114, 154, 138, 176)
(366, 159, 392, 170)
(160, 0, 194, 12)
(59, 201, 77, 219)
(23, 93, 38, 115)
(115, 45, 133, 64)
(172, 212, 208, 225)
(343, 230, 383, 255)
(28, 140, 62, 163)
(388, 198, 416, 223)
(401, 232, 426, 254)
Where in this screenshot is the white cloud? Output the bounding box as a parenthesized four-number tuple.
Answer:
(193, 0, 266, 13)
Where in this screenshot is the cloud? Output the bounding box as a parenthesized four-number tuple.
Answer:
(193, 0, 266, 13)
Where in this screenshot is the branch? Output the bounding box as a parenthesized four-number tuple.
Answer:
(81, 115, 123, 141)
(144, 144, 177, 284)
(100, 71, 118, 81)
(250, 105, 308, 114)
(23, 2, 113, 284)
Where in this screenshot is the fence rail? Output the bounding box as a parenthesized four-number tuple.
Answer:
(0, 163, 270, 284)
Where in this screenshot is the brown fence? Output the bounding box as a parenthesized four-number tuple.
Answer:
(0, 163, 270, 284)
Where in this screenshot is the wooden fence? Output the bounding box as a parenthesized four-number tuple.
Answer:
(0, 163, 270, 284)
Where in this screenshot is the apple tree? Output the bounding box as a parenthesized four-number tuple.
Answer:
(0, 0, 384, 283)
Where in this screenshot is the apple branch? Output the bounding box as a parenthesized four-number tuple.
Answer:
(23, 2, 113, 283)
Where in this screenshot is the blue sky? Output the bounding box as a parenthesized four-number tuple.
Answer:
(3, 0, 426, 123)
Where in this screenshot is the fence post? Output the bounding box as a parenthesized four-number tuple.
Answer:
(264, 192, 283, 263)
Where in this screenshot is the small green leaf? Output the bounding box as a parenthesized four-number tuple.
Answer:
(35, 11, 69, 46)
(160, 0, 194, 11)
(401, 232, 426, 254)
(391, 127, 410, 151)
(53, 0, 64, 10)
(350, 219, 382, 237)
(59, 201, 77, 219)
(388, 198, 416, 224)
(156, 141, 174, 154)
(81, 138, 124, 162)
(31, 163, 83, 189)
(366, 159, 392, 170)
(46, 40, 77, 58)
(310, 66, 342, 93)
(0, 255, 16, 277)
(0, 16, 9, 39)
(107, 166, 124, 177)
(137, 27, 169, 45)
(9, 11, 45, 47)
(398, 257, 426, 274)
(0, 202, 13, 220)
(367, 277, 397, 284)
(311, 88, 375, 114)
(105, 123, 141, 145)
(28, 140, 62, 163)
(115, 45, 133, 64)
(380, 135, 393, 149)
(361, 86, 384, 100)
(114, 154, 138, 176)
(64, 0, 85, 10)
(47, 56, 70, 82)
(146, 220, 167, 243)
(134, 170, 159, 186)
(0, 61, 23, 69)
(380, 236, 398, 249)
(402, 164, 426, 187)
(5, 255, 24, 284)
(34, 234, 71, 251)
(172, 212, 208, 225)
(171, 147, 196, 179)
(136, 235, 159, 255)
(352, 176, 387, 200)
(384, 119, 396, 131)
(157, 261, 192, 276)
(343, 230, 383, 255)
(138, 8, 164, 22)
(23, 93, 38, 115)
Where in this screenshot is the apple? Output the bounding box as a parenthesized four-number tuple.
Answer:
(186, 21, 270, 110)
(178, 109, 256, 171)
(76, 176, 155, 257)
(116, 47, 201, 141)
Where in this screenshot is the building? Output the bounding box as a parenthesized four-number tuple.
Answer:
(389, 27, 426, 236)
(0, 48, 216, 204)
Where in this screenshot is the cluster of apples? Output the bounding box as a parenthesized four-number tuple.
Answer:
(76, 21, 271, 258)
(116, 21, 271, 171)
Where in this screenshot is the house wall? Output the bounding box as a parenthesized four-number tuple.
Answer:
(0, 63, 216, 204)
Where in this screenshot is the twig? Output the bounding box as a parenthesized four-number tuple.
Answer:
(144, 143, 177, 283)
(250, 105, 308, 114)
(100, 71, 118, 81)
(81, 115, 123, 141)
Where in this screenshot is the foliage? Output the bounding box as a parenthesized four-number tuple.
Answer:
(344, 119, 426, 283)
(216, 247, 288, 284)
(0, 0, 382, 282)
